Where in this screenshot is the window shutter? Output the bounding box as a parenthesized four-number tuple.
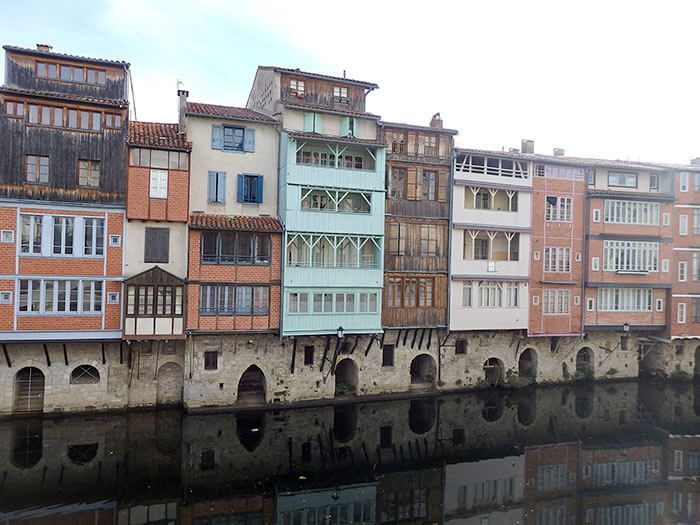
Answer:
(207, 171, 217, 202)
(438, 171, 448, 202)
(352, 118, 359, 138)
(304, 112, 314, 132)
(237, 174, 245, 202)
(256, 175, 264, 203)
(216, 172, 226, 202)
(339, 117, 349, 137)
(406, 168, 418, 200)
(314, 113, 323, 133)
(211, 125, 223, 150)
(243, 128, 255, 152)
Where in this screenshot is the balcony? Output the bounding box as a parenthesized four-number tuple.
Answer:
(285, 264, 383, 289)
(454, 152, 531, 188)
(285, 163, 384, 192)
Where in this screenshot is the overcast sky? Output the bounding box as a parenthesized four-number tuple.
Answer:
(2, 0, 699, 164)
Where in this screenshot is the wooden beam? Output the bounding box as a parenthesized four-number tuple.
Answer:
(403, 329, 409, 346)
(101, 343, 106, 365)
(290, 337, 297, 374)
(410, 329, 418, 349)
(418, 329, 425, 350)
(63, 343, 68, 366)
(349, 335, 359, 354)
(427, 328, 433, 349)
(2, 344, 11, 367)
(43, 344, 51, 367)
(320, 336, 331, 372)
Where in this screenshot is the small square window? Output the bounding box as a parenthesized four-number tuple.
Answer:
(532, 295, 539, 305)
(0, 291, 12, 305)
(0, 230, 14, 243)
(107, 292, 119, 305)
(382, 344, 394, 367)
(304, 345, 314, 365)
(587, 298, 595, 311)
(204, 351, 218, 370)
(108, 234, 121, 247)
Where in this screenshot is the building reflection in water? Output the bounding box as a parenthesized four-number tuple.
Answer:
(0, 379, 698, 524)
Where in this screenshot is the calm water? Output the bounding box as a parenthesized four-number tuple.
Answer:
(1, 379, 699, 524)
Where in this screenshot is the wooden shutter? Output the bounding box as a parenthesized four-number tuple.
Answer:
(211, 125, 223, 150)
(438, 171, 448, 202)
(314, 113, 323, 133)
(256, 175, 264, 203)
(406, 168, 418, 200)
(145, 228, 169, 262)
(439, 135, 448, 160)
(237, 174, 245, 202)
(339, 117, 349, 137)
(352, 118, 359, 138)
(207, 171, 217, 202)
(407, 132, 416, 155)
(243, 128, 255, 152)
(216, 172, 226, 202)
(304, 112, 314, 132)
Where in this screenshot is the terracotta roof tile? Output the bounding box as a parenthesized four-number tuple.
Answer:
(283, 101, 380, 119)
(270, 67, 378, 89)
(0, 86, 127, 106)
(186, 102, 275, 123)
(127, 121, 191, 151)
(189, 213, 283, 232)
(3, 45, 130, 67)
(285, 130, 384, 147)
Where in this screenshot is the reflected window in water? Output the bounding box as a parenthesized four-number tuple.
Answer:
(333, 405, 357, 443)
(67, 443, 98, 464)
(11, 420, 42, 469)
(236, 412, 265, 452)
(408, 399, 436, 434)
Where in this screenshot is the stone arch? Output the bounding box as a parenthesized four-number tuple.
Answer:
(518, 348, 537, 379)
(11, 420, 42, 469)
(237, 365, 266, 405)
(333, 405, 358, 443)
(409, 399, 436, 434)
(410, 354, 437, 389)
(236, 412, 265, 452)
(70, 364, 100, 384)
(481, 392, 505, 422)
(576, 347, 594, 379)
(156, 362, 183, 406)
(335, 359, 358, 397)
(14, 367, 45, 414)
(483, 358, 504, 385)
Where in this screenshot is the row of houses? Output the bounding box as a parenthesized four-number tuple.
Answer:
(0, 43, 698, 414)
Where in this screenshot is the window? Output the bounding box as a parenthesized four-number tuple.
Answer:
(303, 345, 314, 365)
(474, 238, 489, 260)
(388, 223, 406, 255)
(604, 200, 659, 225)
(4, 101, 25, 117)
(104, 113, 122, 128)
(543, 290, 570, 314)
(289, 79, 304, 94)
(422, 171, 437, 200)
(603, 241, 659, 272)
(587, 297, 595, 311)
(25, 155, 49, 184)
(679, 261, 688, 282)
(19, 279, 103, 314)
(199, 285, 269, 315)
(38, 62, 104, 84)
(545, 196, 572, 221)
(78, 160, 100, 187)
(419, 278, 433, 307)
(592, 209, 601, 222)
(694, 209, 700, 234)
(455, 340, 467, 354)
(391, 133, 405, 154)
(204, 351, 218, 370)
(224, 126, 244, 151)
(479, 282, 502, 308)
(207, 171, 226, 202)
(680, 172, 689, 192)
(238, 174, 263, 203)
(288, 292, 308, 313)
(662, 259, 669, 272)
(656, 298, 663, 312)
(21, 215, 43, 255)
(462, 282, 472, 307)
(423, 135, 437, 157)
(597, 288, 653, 312)
(211, 125, 255, 152)
(649, 174, 658, 189)
(52, 217, 74, 255)
(303, 112, 323, 133)
(126, 285, 182, 316)
(83, 218, 104, 256)
(420, 225, 438, 256)
(387, 167, 406, 198)
(149, 169, 168, 199)
(680, 214, 688, 235)
(544, 247, 571, 272)
(144, 228, 169, 263)
(70, 365, 100, 385)
(382, 344, 394, 367)
(678, 302, 687, 323)
(333, 86, 348, 101)
(358, 292, 378, 313)
(129, 148, 188, 169)
(692, 297, 700, 323)
(591, 257, 600, 271)
(608, 172, 638, 188)
(505, 283, 519, 307)
(455, 153, 529, 179)
(694, 253, 700, 281)
(254, 287, 269, 314)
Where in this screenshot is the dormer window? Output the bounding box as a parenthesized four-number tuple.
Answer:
(333, 86, 348, 102)
(36, 61, 106, 85)
(290, 79, 304, 96)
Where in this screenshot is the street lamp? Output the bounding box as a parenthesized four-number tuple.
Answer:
(623, 322, 630, 332)
(337, 326, 344, 339)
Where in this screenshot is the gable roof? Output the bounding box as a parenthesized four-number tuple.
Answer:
(127, 121, 191, 151)
(266, 66, 378, 89)
(3, 45, 130, 67)
(185, 102, 276, 123)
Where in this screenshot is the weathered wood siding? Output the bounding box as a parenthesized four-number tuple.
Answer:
(280, 73, 366, 113)
(384, 219, 449, 272)
(382, 274, 448, 328)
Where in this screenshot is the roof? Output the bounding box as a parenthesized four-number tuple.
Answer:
(268, 66, 378, 89)
(127, 121, 191, 151)
(283, 101, 380, 119)
(380, 121, 459, 136)
(285, 130, 384, 147)
(3, 45, 130, 68)
(189, 213, 283, 233)
(185, 102, 276, 123)
(0, 86, 128, 107)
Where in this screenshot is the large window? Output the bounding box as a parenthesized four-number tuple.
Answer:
(37, 61, 105, 85)
(386, 277, 433, 308)
(25, 155, 49, 184)
(126, 285, 183, 316)
(544, 247, 571, 272)
(78, 160, 100, 187)
(300, 188, 370, 213)
(535, 165, 584, 180)
(597, 288, 653, 312)
(201, 231, 270, 265)
(603, 241, 658, 272)
(19, 279, 103, 314)
(199, 285, 269, 315)
(420, 225, 438, 256)
(603, 200, 659, 225)
(129, 148, 188, 170)
(455, 153, 529, 179)
(144, 228, 169, 263)
(387, 167, 405, 199)
(545, 196, 572, 221)
(52, 217, 74, 255)
(288, 291, 376, 314)
(149, 169, 168, 199)
(20, 215, 42, 255)
(608, 172, 638, 188)
(223, 126, 244, 151)
(543, 290, 570, 314)
(83, 218, 105, 256)
(21, 215, 103, 257)
(388, 223, 406, 255)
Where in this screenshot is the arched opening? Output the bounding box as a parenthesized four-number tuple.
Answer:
(517, 392, 537, 426)
(410, 354, 437, 389)
(236, 412, 265, 452)
(237, 365, 266, 405)
(11, 420, 42, 469)
(67, 443, 98, 464)
(335, 359, 358, 397)
(695, 346, 700, 377)
(518, 348, 537, 380)
(483, 358, 504, 385)
(481, 392, 505, 422)
(575, 347, 594, 380)
(409, 399, 436, 434)
(156, 362, 183, 406)
(70, 365, 100, 384)
(574, 386, 594, 419)
(333, 405, 357, 443)
(14, 367, 45, 414)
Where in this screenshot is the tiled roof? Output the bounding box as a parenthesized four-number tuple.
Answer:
(283, 101, 380, 119)
(285, 130, 384, 147)
(189, 213, 283, 232)
(270, 67, 378, 89)
(127, 121, 191, 151)
(380, 120, 459, 135)
(185, 102, 275, 123)
(0, 86, 128, 106)
(3, 45, 130, 67)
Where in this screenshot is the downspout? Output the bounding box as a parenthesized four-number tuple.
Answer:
(581, 171, 590, 338)
(441, 147, 456, 386)
(276, 118, 284, 342)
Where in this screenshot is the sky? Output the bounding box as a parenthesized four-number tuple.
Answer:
(2, 0, 700, 164)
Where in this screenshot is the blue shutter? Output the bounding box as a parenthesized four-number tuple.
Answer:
(237, 174, 245, 202)
(217, 172, 226, 202)
(339, 117, 349, 137)
(314, 113, 323, 133)
(243, 128, 255, 152)
(211, 125, 223, 150)
(303, 112, 314, 132)
(256, 175, 264, 203)
(352, 118, 359, 138)
(207, 171, 216, 202)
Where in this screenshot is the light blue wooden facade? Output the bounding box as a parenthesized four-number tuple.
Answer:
(279, 132, 386, 336)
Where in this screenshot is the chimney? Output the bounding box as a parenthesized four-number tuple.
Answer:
(177, 89, 189, 135)
(521, 139, 534, 154)
(429, 113, 443, 129)
(691, 158, 700, 166)
(36, 43, 52, 53)
(509, 148, 520, 153)
(553, 148, 565, 157)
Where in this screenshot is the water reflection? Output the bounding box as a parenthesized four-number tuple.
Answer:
(0, 379, 698, 524)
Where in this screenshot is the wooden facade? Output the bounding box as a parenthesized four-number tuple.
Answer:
(124, 267, 186, 339)
(381, 117, 456, 329)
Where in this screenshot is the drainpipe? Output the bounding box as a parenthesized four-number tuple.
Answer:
(441, 147, 456, 386)
(581, 172, 590, 338)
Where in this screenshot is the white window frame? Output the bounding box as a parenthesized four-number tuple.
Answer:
(544, 247, 571, 273)
(597, 288, 653, 312)
(0, 291, 12, 304)
(656, 298, 663, 312)
(543, 289, 570, 315)
(1, 230, 13, 243)
(602, 240, 659, 273)
(18, 278, 104, 315)
(532, 295, 539, 305)
(462, 282, 472, 307)
(545, 196, 572, 222)
(678, 302, 687, 324)
(592, 209, 601, 223)
(109, 234, 121, 247)
(591, 257, 599, 271)
(603, 200, 659, 225)
(662, 259, 669, 273)
(679, 261, 688, 282)
(680, 172, 689, 192)
(663, 212, 670, 226)
(52, 216, 74, 255)
(149, 169, 168, 199)
(478, 281, 502, 308)
(107, 291, 119, 305)
(20, 215, 43, 255)
(674, 450, 684, 471)
(83, 217, 105, 256)
(680, 214, 688, 235)
(586, 297, 595, 311)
